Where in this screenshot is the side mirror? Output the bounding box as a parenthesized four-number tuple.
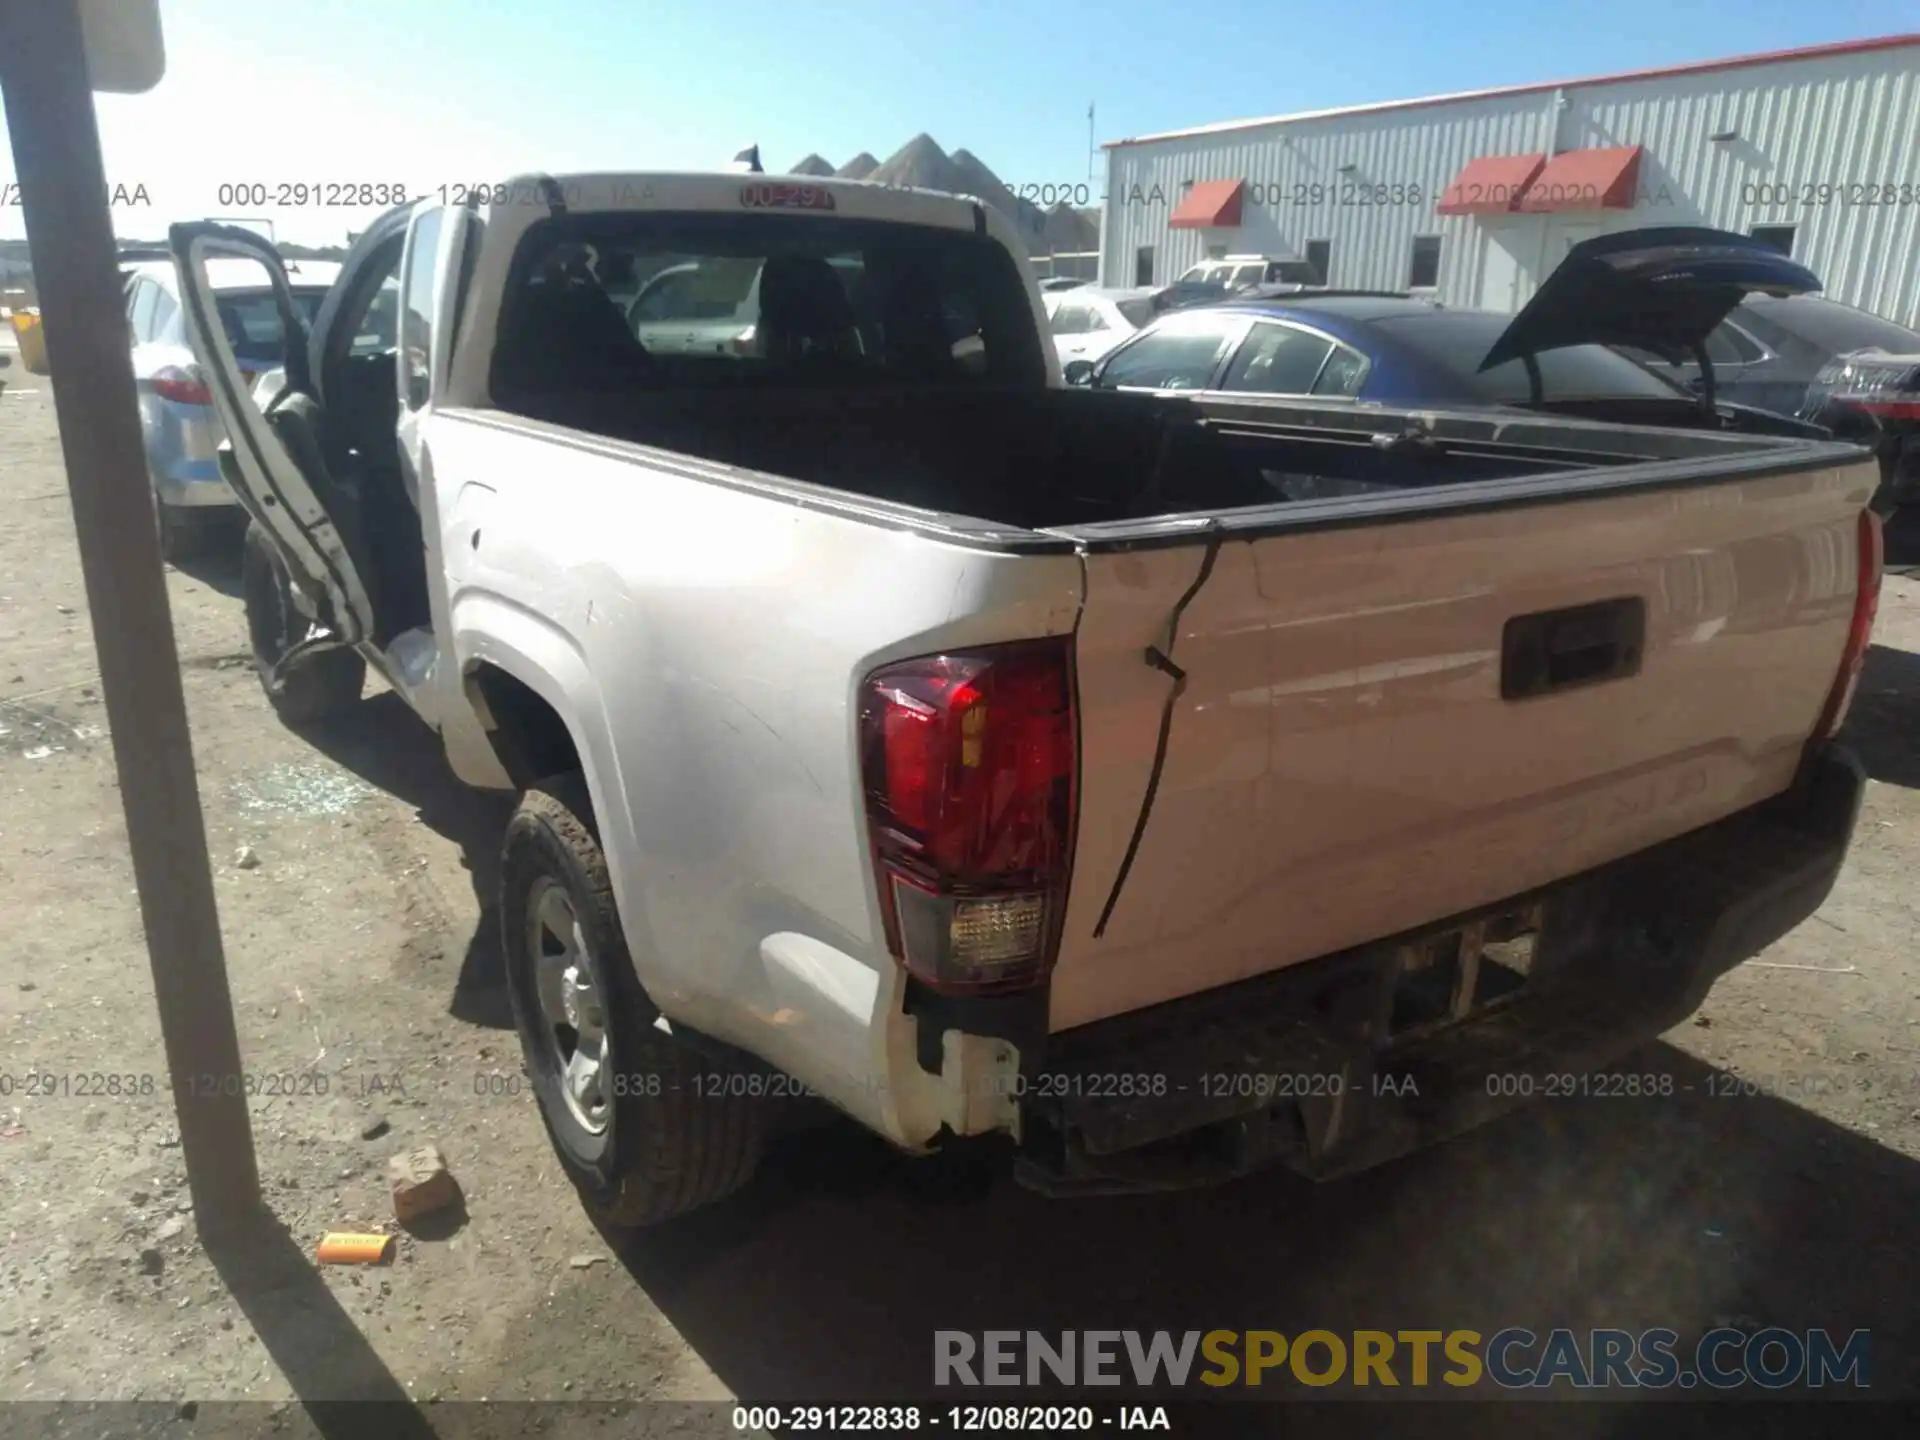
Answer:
(1063, 359, 1096, 387)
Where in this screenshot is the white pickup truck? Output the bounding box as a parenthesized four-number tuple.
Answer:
(169, 176, 1882, 1225)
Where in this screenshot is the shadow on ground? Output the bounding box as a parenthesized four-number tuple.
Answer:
(204, 1214, 435, 1440)
(166, 522, 247, 599)
(301, 691, 515, 1028)
(607, 1045, 1913, 1421)
(1844, 644, 1920, 790)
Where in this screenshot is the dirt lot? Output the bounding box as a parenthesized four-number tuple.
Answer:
(2, 377, 1919, 1425)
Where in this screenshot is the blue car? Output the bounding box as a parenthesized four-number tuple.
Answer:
(1067, 227, 1830, 436)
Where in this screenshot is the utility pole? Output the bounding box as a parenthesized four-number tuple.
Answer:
(0, 0, 261, 1234)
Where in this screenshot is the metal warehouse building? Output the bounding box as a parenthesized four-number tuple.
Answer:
(1099, 34, 1920, 326)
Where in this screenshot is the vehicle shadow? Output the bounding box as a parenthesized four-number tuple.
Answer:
(1842, 644, 1920, 790)
(610, 1044, 1917, 1417)
(166, 520, 248, 598)
(301, 690, 516, 1029)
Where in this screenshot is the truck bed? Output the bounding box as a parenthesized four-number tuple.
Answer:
(476, 385, 1874, 1032)
(499, 385, 1823, 534)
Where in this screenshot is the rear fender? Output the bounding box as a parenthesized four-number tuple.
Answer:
(451, 594, 661, 1002)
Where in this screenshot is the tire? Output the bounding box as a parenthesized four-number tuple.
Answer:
(240, 521, 365, 726)
(501, 772, 764, 1226)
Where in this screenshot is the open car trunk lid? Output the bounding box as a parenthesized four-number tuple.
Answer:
(1047, 444, 1869, 1031)
(1481, 226, 1823, 371)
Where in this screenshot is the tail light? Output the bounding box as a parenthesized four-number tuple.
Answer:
(858, 639, 1077, 995)
(731, 325, 759, 356)
(1849, 395, 1920, 422)
(1812, 357, 1920, 426)
(151, 365, 211, 406)
(1811, 508, 1884, 742)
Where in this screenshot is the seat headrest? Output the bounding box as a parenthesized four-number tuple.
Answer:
(496, 279, 652, 391)
(757, 255, 859, 364)
(876, 265, 957, 378)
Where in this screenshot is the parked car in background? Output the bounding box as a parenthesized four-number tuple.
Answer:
(1159, 255, 1324, 311)
(1043, 286, 1161, 368)
(1038, 276, 1091, 293)
(1624, 294, 1920, 517)
(1067, 228, 1832, 439)
(622, 253, 912, 361)
(121, 256, 343, 558)
(1804, 346, 1920, 517)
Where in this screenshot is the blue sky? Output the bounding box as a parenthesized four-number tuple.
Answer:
(2, 0, 1915, 244)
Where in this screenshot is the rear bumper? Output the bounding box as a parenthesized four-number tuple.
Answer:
(146, 398, 236, 510)
(1012, 743, 1865, 1196)
(153, 458, 238, 509)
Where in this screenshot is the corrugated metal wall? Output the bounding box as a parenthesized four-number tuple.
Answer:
(1102, 42, 1920, 327)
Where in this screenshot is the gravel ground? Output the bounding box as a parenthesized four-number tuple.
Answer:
(2, 380, 1918, 1426)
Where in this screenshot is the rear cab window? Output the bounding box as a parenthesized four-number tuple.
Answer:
(490, 211, 1048, 401)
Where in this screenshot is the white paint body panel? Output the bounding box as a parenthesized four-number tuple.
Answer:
(1051, 461, 1867, 1028)
(427, 409, 1080, 1143)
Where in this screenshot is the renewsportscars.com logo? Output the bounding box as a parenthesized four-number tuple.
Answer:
(934, 1328, 1872, 1391)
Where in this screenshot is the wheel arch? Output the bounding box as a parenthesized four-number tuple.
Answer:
(453, 599, 666, 1009)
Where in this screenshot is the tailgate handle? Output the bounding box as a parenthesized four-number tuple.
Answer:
(1501, 596, 1645, 700)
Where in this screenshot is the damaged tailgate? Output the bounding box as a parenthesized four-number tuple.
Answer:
(1048, 447, 1871, 1031)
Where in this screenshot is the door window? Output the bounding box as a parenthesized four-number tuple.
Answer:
(355, 277, 402, 356)
(1221, 322, 1338, 394)
(1134, 246, 1155, 286)
(401, 208, 445, 410)
(1098, 318, 1236, 390)
(1313, 344, 1368, 396)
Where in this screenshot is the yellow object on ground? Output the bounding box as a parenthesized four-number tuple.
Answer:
(8, 310, 48, 375)
(315, 1232, 395, 1264)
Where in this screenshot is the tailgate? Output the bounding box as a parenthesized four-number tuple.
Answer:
(1050, 457, 1870, 1031)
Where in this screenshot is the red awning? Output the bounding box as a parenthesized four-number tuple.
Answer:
(1516, 145, 1643, 212)
(1436, 153, 1546, 215)
(1169, 179, 1245, 229)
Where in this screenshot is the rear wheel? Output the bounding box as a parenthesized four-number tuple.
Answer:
(240, 521, 365, 726)
(501, 772, 765, 1226)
